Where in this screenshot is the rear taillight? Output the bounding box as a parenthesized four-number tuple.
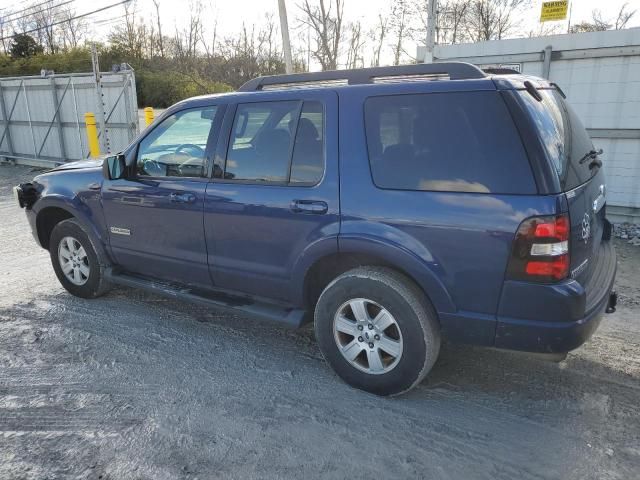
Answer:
(506, 214, 570, 283)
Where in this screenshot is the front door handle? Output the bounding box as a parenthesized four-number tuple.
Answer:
(290, 200, 328, 214)
(170, 192, 196, 204)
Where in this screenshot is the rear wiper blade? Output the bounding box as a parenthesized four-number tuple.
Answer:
(578, 148, 603, 164)
(588, 158, 602, 170)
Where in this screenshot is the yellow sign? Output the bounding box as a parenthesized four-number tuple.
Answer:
(540, 1, 568, 22)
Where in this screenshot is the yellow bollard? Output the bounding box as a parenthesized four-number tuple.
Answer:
(144, 107, 154, 126)
(84, 112, 100, 158)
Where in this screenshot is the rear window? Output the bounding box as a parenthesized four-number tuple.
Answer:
(364, 91, 536, 194)
(518, 89, 594, 191)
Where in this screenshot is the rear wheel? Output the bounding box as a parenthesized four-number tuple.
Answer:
(314, 267, 440, 396)
(49, 219, 111, 299)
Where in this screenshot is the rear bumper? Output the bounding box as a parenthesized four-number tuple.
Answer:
(495, 240, 617, 353)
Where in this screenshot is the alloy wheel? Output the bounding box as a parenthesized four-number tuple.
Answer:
(333, 298, 403, 375)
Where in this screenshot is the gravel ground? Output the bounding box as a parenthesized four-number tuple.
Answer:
(1, 163, 639, 480)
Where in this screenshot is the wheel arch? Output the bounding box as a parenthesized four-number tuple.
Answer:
(301, 239, 455, 317)
(36, 206, 74, 249)
(34, 198, 112, 267)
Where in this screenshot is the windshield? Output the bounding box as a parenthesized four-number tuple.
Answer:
(518, 88, 595, 191)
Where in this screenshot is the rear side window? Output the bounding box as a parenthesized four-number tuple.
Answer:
(290, 102, 324, 184)
(364, 92, 535, 194)
(518, 89, 594, 191)
(224, 101, 324, 185)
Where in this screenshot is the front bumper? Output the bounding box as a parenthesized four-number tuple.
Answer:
(13, 185, 24, 208)
(14, 183, 42, 246)
(495, 240, 617, 353)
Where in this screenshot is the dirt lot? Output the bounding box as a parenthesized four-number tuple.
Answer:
(1, 163, 639, 480)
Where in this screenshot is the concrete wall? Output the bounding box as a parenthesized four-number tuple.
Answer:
(420, 28, 640, 222)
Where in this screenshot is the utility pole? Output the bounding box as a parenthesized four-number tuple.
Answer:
(278, 0, 293, 74)
(424, 0, 437, 63)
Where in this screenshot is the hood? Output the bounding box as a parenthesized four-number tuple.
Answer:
(51, 158, 104, 172)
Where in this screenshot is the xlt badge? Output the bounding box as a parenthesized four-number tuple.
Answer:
(110, 226, 131, 236)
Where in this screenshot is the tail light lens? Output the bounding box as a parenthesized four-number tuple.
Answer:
(506, 214, 570, 283)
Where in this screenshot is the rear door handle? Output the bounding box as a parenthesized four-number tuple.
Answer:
(170, 192, 196, 204)
(290, 200, 328, 214)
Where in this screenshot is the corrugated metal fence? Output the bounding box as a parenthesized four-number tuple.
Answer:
(419, 28, 640, 222)
(0, 69, 138, 167)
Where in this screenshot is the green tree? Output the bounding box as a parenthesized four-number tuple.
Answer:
(8, 33, 43, 59)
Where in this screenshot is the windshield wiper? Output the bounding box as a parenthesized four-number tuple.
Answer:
(578, 148, 603, 164)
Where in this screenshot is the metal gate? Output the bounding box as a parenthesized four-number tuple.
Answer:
(0, 69, 138, 167)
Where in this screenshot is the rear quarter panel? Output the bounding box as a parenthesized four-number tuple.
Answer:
(338, 83, 561, 344)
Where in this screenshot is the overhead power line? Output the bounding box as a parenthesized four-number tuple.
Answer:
(3, 0, 76, 25)
(93, 8, 138, 25)
(0, 0, 131, 41)
(1, 0, 65, 19)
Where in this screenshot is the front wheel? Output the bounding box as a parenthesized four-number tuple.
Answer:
(314, 267, 440, 396)
(49, 219, 111, 299)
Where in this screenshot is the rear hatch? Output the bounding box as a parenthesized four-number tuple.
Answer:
(517, 87, 608, 290)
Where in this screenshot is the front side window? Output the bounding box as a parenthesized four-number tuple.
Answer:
(137, 107, 216, 178)
(224, 100, 324, 185)
(364, 92, 536, 194)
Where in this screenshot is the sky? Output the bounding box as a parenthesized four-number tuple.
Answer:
(1, 0, 639, 63)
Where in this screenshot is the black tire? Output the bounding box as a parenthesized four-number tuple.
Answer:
(49, 218, 112, 299)
(314, 266, 440, 396)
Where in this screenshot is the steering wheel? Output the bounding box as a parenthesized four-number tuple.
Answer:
(142, 158, 167, 176)
(175, 144, 205, 176)
(175, 143, 205, 157)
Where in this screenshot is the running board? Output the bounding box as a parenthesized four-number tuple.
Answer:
(105, 270, 307, 328)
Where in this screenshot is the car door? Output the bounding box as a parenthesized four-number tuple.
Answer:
(204, 90, 339, 304)
(101, 103, 224, 287)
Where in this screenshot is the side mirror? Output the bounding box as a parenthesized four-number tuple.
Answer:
(103, 154, 126, 180)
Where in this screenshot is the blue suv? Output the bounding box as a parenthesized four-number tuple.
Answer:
(15, 63, 617, 395)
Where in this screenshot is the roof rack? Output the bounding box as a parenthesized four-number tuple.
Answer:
(482, 68, 521, 75)
(238, 62, 486, 92)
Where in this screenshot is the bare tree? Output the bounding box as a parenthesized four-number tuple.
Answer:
(30, 0, 60, 53)
(435, 0, 470, 44)
(109, 3, 150, 60)
(202, 17, 218, 59)
(527, 21, 563, 38)
(152, 0, 165, 57)
(258, 13, 282, 73)
(0, 16, 9, 53)
(345, 21, 365, 68)
(571, 4, 636, 33)
(59, 6, 87, 49)
(369, 14, 388, 67)
(571, 10, 610, 33)
(174, 0, 204, 59)
(390, 0, 414, 65)
(298, 0, 344, 70)
(615, 2, 636, 29)
(214, 19, 287, 86)
(464, 0, 530, 42)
